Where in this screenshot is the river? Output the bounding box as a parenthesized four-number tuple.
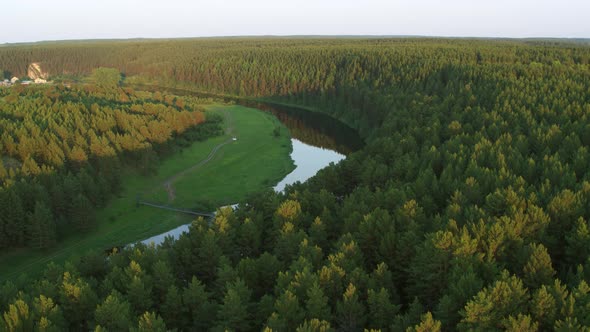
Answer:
(135, 88, 363, 246)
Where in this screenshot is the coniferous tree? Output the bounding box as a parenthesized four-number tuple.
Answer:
(0, 189, 25, 247)
(408, 312, 442, 332)
(305, 282, 331, 322)
(367, 288, 398, 329)
(28, 201, 56, 249)
(182, 276, 214, 331)
(160, 285, 182, 329)
(2, 299, 33, 332)
(134, 312, 167, 332)
(31, 295, 66, 331)
(94, 292, 132, 331)
(69, 193, 95, 232)
(59, 272, 98, 330)
(336, 283, 366, 332)
(216, 279, 252, 331)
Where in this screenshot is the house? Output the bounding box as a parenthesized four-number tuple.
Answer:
(34, 78, 47, 84)
(10, 77, 19, 84)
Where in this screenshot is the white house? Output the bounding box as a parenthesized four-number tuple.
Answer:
(10, 77, 19, 84)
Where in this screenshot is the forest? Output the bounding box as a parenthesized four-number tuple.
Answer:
(1, 38, 590, 331)
(0, 68, 219, 250)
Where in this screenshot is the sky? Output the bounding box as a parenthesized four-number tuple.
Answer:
(1, 0, 589, 43)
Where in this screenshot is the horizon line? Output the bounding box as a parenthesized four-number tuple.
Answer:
(2, 34, 590, 46)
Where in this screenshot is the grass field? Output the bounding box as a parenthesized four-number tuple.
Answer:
(0, 104, 294, 281)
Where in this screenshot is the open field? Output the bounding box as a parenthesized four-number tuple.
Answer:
(0, 104, 294, 280)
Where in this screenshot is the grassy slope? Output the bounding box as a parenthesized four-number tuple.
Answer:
(0, 104, 294, 281)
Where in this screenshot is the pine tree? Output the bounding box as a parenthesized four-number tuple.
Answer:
(336, 283, 366, 332)
(69, 193, 95, 232)
(554, 317, 585, 331)
(94, 292, 132, 331)
(367, 288, 398, 329)
(216, 279, 252, 331)
(459, 272, 529, 331)
(182, 276, 214, 331)
(392, 298, 425, 331)
(31, 295, 65, 331)
(0, 189, 25, 247)
(59, 272, 98, 330)
(296, 319, 334, 332)
(565, 218, 590, 267)
(28, 201, 57, 249)
(305, 282, 331, 322)
(134, 312, 167, 332)
(151, 260, 174, 304)
(160, 285, 182, 329)
(522, 243, 556, 288)
(309, 217, 328, 250)
(127, 276, 153, 316)
(0, 160, 7, 180)
(269, 290, 305, 331)
(530, 285, 558, 331)
(255, 295, 276, 329)
(504, 314, 539, 332)
(2, 299, 33, 332)
(408, 312, 442, 332)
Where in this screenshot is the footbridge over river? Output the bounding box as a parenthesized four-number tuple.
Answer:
(137, 200, 215, 218)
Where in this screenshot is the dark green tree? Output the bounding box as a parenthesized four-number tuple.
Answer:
(27, 201, 57, 249)
(305, 282, 331, 322)
(94, 292, 132, 331)
(182, 276, 214, 331)
(216, 279, 252, 331)
(160, 285, 182, 329)
(134, 312, 167, 332)
(336, 283, 366, 332)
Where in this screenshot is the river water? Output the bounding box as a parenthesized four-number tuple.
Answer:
(136, 88, 363, 246)
(273, 139, 344, 192)
(139, 139, 346, 245)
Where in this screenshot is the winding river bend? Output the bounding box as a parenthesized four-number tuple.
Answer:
(136, 88, 363, 246)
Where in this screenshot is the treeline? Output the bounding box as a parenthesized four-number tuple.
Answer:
(1, 38, 590, 330)
(2, 38, 589, 135)
(0, 70, 220, 250)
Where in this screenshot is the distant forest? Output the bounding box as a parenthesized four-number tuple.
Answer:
(1, 38, 590, 331)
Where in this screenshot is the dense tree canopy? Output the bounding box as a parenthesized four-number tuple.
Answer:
(92, 68, 122, 90)
(1, 38, 590, 330)
(0, 81, 218, 249)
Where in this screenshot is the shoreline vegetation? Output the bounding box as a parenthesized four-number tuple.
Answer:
(0, 81, 296, 280)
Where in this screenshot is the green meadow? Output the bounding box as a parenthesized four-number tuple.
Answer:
(0, 104, 294, 280)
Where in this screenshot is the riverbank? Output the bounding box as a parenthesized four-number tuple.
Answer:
(0, 104, 294, 281)
(125, 80, 366, 138)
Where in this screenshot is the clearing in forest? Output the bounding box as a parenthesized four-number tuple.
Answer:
(0, 104, 294, 281)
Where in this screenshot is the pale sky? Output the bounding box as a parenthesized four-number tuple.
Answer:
(1, 0, 589, 43)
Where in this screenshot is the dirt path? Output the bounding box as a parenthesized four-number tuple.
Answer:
(162, 109, 235, 202)
(1, 110, 237, 280)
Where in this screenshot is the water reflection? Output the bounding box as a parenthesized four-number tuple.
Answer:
(133, 85, 363, 246)
(274, 139, 344, 192)
(130, 84, 364, 155)
(141, 224, 190, 246)
(236, 100, 364, 155)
